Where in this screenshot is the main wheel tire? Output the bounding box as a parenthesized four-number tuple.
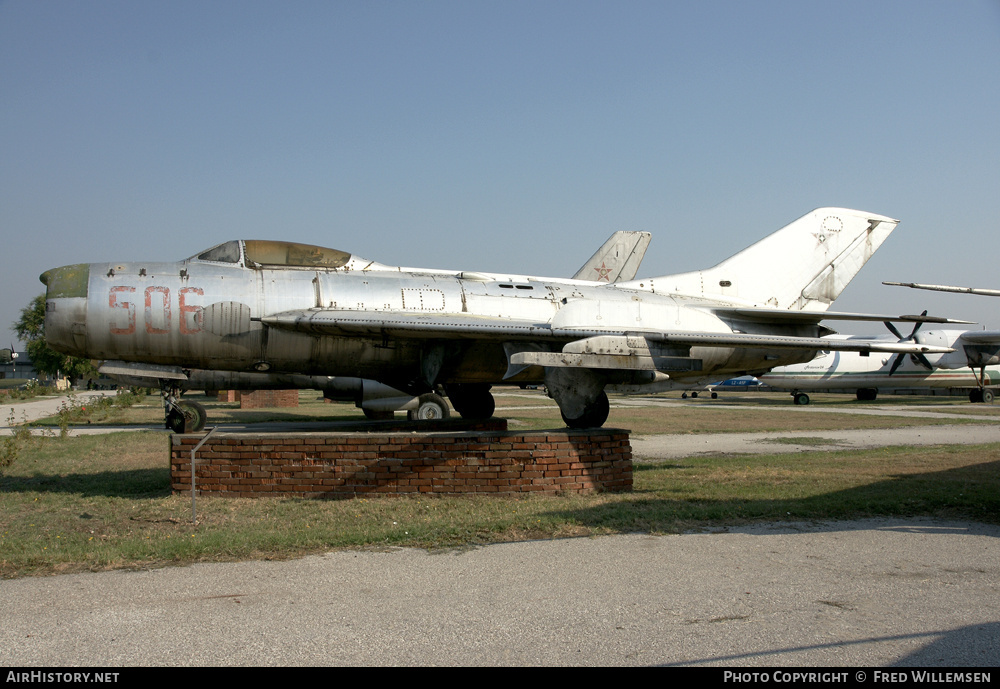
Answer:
(561, 391, 610, 429)
(793, 393, 810, 406)
(970, 389, 984, 404)
(407, 393, 450, 421)
(984, 390, 995, 404)
(446, 384, 495, 420)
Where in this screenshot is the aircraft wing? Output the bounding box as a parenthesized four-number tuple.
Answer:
(508, 331, 952, 373)
(883, 281, 1000, 298)
(262, 309, 954, 356)
(958, 331, 1000, 345)
(636, 332, 952, 354)
(261, 310, 555, 340)
(572, 231, 651, 283)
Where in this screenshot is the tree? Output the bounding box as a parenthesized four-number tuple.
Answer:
(13, 294, 95, 384)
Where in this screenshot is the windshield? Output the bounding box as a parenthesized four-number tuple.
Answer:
(194, 241, 241, 263)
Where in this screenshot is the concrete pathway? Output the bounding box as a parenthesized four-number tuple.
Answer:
(1, 392, 110, 432)
(1, 518, 997, 666)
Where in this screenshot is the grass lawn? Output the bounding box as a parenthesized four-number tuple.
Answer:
(2, 389, 998, 578)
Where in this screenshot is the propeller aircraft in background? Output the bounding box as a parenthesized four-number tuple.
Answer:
(760, 328, 1000, 405)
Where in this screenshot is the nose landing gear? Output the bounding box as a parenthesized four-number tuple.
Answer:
(162, 383, 207, 433)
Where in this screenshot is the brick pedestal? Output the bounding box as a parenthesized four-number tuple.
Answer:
(214, 389, 302, 408)
(239, 389, 300, 409)
(170, 428, 632, 498)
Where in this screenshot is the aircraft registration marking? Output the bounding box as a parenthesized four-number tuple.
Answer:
(108, 286, 205, 335)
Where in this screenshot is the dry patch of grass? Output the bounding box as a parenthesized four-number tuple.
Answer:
(2, 426, 998, 578)
(606, 406, 978, 435)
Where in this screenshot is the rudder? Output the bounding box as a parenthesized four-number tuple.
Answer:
(644, 207, 898, 311)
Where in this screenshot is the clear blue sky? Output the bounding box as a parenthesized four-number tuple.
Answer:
(2, 0, 999, 350)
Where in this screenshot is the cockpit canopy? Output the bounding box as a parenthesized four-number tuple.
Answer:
(192, 240, 352, 269)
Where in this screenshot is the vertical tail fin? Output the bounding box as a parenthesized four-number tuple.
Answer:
(646, 208, 899, 311)
(573, 230, 652, 283)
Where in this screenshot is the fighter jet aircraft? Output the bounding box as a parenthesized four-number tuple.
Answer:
(98, 231, 654, 431)
(40, 208, 962, 429)
(760, 329, 1000, 405)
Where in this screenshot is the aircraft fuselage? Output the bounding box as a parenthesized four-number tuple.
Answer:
(42, 257, 819, 393)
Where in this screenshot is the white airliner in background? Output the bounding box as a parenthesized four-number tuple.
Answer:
(760, 329, 1000, 405)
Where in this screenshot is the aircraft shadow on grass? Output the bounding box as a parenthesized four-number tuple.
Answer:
(548, 458, 1000, 532)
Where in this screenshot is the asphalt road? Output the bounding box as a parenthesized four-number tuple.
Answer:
(2, 393, 998, 667)
(1, 519, 997, 667)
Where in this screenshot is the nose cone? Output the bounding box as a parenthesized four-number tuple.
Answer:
(40, 264, 90, 298)
(39, 264, 90, 356)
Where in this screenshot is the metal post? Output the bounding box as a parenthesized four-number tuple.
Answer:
(190, 426, 219, 523)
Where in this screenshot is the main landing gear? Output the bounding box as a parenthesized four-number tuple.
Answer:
(968, 363, 996, 404)
(560, 390, 610, 429)
(542, 368, 611, 429)
(969, 388, 995, 404)
(445, 384, 496, 420)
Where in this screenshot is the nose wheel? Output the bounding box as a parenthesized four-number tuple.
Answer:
(162, 383, 208, 432)
(166, 401, 207, 433)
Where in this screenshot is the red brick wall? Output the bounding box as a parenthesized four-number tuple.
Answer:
(237, 389, 299, 409)
(170, 429, 632, 497)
